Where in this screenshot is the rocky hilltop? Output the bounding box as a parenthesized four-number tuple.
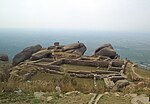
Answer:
(0, 42, 150, 104)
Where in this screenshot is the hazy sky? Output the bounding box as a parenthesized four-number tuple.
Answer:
(0, 0, 150, 32)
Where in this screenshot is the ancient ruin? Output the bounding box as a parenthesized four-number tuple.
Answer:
(9, 42, 130, 90)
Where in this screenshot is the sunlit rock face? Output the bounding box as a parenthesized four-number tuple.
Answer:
(94, 44, 117, 59)
(62, 42, 87, 56)
(30, 49, 52, 61)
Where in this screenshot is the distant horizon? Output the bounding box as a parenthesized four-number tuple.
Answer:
(0, 30, 150, 66)
(0, 28, 150, 35)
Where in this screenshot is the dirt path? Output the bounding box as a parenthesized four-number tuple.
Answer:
(88, 93, 103, 104)
(131, 64, 150, 81)
(94, 94, 103, 104)
(88, 93, 97, 104)
(131, 65, 143, 79)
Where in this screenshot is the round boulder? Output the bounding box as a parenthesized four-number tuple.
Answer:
(62, 42, 87, 55)
(94, 44, 117, 59)
(113, 80, 129, 91)
(31, 49, 52, 61)
(12, 44, 42, 66)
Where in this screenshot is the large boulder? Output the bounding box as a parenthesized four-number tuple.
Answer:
(94, 44, 117, 59)
(112, 80, 129, 91)
(62, 43, 87, 55)
(12, 44, 42, 66)
(31, 49, 52, 61)
(0, 54, 9, 61)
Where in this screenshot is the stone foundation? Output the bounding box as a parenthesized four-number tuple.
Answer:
(60, 59, 109, 68)
(112, 60, 124, 67)
(108, 67, 123, 72)
(110, 76, 125, 82)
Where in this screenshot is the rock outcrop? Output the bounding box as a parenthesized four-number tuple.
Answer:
(12, 44, 42, 66)
(31, 49, 52, 61)
(0, 54, 9, 61)
(113, 80, 129, 91)
(48, 42, 64, 51)
(94, 44, 117, 59)
(62, 43, 87, 55)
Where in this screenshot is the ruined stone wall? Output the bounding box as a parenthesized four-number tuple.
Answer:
(50, 59, 64, 65)
(108, 67, 123, 72)
(29, 63, 62, 71)
(111, 60, 124, 67)
(97, 61, 109, 68)
(63, 59, 109, 68)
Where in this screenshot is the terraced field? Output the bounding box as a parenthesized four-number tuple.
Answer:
(61, 64, 107, 72)
(31, 72, 106, 93)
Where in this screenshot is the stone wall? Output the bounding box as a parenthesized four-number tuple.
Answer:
(50, 59, 64, 66)
(112, 60, 124, 67)
(110, 76, 125, 82)
(93, 70, 119, 74)
(108, 67, 123, 72)
(62, 59, 109, 68)
(30, 63, 62, 71)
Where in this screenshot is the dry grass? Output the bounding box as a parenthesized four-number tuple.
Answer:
(98, 93, 131, 104)
(0, 81, 55, 93)
(116, 63, 150, 95)
(61, 64, 107, 72)
(125, 63, 142, 82)
(31, 72, 106, 93)
(0, 61, 12, 82)
(122, 79, 150, 95)
(56, 93, 93, 104)
(134, 67, 150, 78)
(0, 92, 43, 104)
(0, 72, 106, 93)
